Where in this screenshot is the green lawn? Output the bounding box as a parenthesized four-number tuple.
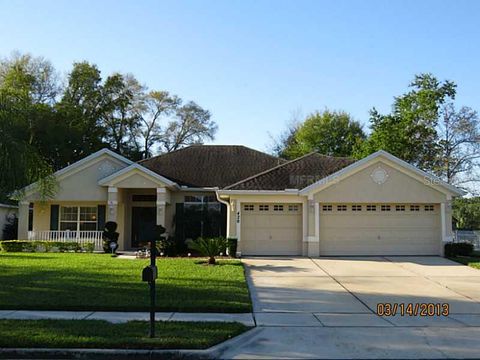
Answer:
(0, 319, 249, 349)
(449, 252, 480, 270)
(0, 253, 251, 312)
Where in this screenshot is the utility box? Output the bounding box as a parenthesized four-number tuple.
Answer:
(142, 265, 158, 282)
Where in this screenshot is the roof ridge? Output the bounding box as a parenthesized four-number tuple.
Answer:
(137, 144, 285, 164)
(223, 152, 319, 190)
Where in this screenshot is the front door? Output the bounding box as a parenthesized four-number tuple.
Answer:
(131, 207, 157, 248)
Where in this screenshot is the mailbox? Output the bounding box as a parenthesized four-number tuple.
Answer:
(142, 265, 158, 282)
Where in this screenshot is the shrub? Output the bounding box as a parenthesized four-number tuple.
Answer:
(157, 236, 176, 256)
(445, 242, 474, 257)
(227, 238, 238, 258)
(102, 221, 119, 253)
(0, 240, 94, 253)
(2, 215, 18, 240)
(186, 237, 227, 265)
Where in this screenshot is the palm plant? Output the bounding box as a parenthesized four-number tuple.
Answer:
(186, 237, 226, 265)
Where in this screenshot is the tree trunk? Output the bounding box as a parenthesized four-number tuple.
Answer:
(208, 256, 216, 265)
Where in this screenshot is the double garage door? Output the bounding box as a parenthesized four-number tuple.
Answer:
(319, 203, 441, 256)
(241, 202, 440, 256)
(241, 203, 302, 255)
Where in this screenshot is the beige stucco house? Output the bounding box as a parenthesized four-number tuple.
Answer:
(19, 145, 464, 256)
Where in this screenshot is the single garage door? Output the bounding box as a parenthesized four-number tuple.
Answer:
(241, 203, 302, 255)
(319, 203, 440, 255)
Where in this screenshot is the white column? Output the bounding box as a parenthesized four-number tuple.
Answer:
(107, 187, 118, 222)
(314, 202, 320, 242)
(302, 200, 308, 256)
(156, 188, 166, 227)
(18, 201, 30, 239)
(235, 200, 241, 242)
(440, 202, 447, 256)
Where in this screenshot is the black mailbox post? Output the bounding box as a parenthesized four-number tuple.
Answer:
(141, 224, 165, 338)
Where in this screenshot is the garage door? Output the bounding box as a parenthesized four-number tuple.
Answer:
(319, 204, 440, 255)
(241, 203, 302, 255)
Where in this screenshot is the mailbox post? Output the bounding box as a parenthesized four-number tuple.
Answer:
(142, 225, 165, 338)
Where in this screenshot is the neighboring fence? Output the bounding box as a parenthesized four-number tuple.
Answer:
(454, 230, 480, 251)
(27, 230, 103, 251)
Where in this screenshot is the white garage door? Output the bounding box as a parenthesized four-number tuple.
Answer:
(241, 203, 302, 255)
(319, 204, 440, 256)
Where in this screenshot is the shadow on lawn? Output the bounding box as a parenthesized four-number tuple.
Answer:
(0, 266, 252, 313)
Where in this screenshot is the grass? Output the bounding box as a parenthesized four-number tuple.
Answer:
(0, 253, 251, 312)
(0, 319, 249, 349)
(448, 251, 480, 270)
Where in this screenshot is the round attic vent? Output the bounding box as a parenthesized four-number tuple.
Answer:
(370, 167, 389, 185)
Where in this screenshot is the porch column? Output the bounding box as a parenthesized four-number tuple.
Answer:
(18, 201, 29, 239)
(235, 199, 241, 247)
(107, 187, 118, 222)
(156, 188, 166, 227)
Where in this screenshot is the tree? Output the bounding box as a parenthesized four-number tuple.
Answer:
(138, 90, 181, 159)
(359, 74, 456, 169)
(100, 73, 145, 159)
(437, 103, 480, 191)
(159, 101, 217, 152)
(274, 109, 365, 159)
(0, 52, 60, 104)
(453, 197, 480, 230)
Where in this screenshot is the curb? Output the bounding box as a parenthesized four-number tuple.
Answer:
(209, 327, 262, 358)
(0, 348, 211, 359)
(0, 328, 261, 360)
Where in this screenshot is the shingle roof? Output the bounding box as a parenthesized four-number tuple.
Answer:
(139, 145, 286, 188)
(224, 152, 355, 190)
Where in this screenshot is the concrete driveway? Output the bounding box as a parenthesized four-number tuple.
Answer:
(220, 256, 480, 359)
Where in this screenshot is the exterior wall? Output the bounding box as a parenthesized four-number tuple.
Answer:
(25, 156, 128, 202)
(111, 172, 169, 189)
(0, 205, 18, 240)
(313, 160, 447, 204)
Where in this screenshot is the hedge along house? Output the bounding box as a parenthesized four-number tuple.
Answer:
(19, 145, 464, 256)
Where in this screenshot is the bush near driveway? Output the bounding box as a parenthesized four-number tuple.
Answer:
(0, 253, 251, 312)
(444, 242, 474, 257)
(448, 251, 480, 270)
(0, 319, 249, 349)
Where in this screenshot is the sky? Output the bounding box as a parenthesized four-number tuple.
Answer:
(0, 0, 479, 152)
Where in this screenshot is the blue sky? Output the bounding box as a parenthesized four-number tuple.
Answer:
(1, 0, 479, 152)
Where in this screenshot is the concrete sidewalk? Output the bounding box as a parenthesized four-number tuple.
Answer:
(0, 310, 255, 326)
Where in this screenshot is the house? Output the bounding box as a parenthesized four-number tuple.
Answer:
(18, 145, 464, 256)
(0, 203, 18, 240)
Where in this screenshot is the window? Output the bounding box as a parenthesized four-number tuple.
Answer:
(259, 204, 269, 211)
(184, 195, 202, 203)
(322, 205, 332, 211)
(352, 205, 362, 212)
(366, 204, 377, 212)
(395, 205, 405, 212)
(337, 205, 347, 211)
(243, 204, 254, 211)
(273, 204, 284, 211)
(410, 205, 420, 212)
(288, 205, 299, 212)
(60, 206, 97, 231)
(425, 205, 435, 212)
(381, 205, 391, 212)
(184, 195, 218, 204)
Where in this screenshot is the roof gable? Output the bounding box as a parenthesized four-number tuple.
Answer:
(300, 150, 465, 196)
(98, 164, 178, 188)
